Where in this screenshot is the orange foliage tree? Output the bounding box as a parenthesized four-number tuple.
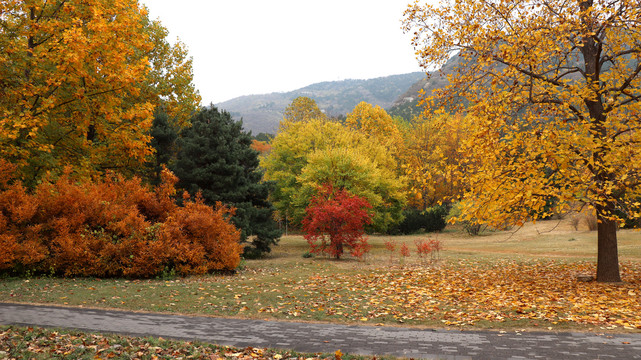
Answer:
(404, 0, 641, 282)
(0, 0, 199, 184)
(250, 139, 272, 156)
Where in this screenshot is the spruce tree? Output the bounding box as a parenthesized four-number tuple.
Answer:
(173, 105, 281, 257)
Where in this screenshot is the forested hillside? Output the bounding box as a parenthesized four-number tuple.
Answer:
(217, 72, 424, 133)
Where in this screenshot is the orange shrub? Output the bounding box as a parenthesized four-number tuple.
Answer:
(0, 160, 47, 271)
(0, 160, 242, 278)
(159, 196, 242, 276)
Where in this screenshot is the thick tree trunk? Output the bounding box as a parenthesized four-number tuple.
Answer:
(578, 1, 621, 283)
(596, 212, 621, 282)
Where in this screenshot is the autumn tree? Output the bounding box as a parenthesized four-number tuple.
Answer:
(262, 118, 406, 232)
(280, 96, 327, 130)
(0, 0, 199, 185)
(404, 0, 641, 282)
(345, 102, 403, 156)
(172, 106, 281, 258)
(250, 139, 272, 156)
(302, 184, 373, 259)
(401, 114, 468, 209)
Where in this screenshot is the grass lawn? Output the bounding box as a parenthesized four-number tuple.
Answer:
(1, 220, 640, 333)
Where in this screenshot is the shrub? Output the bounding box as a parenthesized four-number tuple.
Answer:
(399, 243, 410, 264)
(569, 214, 581, 231)
(392, 206, 448, 235)
(446, 202, 485, 235)
(384, 240, 396, 263)
(584, 213, 598, 231)
(0, 162, 242, 278)
(415, 238, 443, 264)
(158, 196, 242, 276)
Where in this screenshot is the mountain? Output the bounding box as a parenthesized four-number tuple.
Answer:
(388, 55, 462, 120)
(216, 72, 425, 134)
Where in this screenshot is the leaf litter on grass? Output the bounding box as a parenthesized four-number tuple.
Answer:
(229, 260, 641, 329)
(2, 259, 640, 331)
(0, 326, 367, 360)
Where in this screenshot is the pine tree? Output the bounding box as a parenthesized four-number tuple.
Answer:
(173, 106, 281, 257)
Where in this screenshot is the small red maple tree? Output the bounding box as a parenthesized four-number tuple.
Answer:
(302, 184, 373, 259)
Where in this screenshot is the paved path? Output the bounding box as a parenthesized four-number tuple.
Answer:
(1, 303, 640, 359)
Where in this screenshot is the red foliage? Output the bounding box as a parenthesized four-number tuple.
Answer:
(384, 240, 396, 263)
(0, 160, 242, 277)
(415, 238, 443, 263)
(400, 243, 411, 258)
(302, 184, 372, 259)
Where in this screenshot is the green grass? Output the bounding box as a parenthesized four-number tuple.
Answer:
(1, 220, 640, 333)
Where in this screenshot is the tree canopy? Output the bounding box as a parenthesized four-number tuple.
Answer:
(262, 116, 406, 232)
(404, 0, 641, 282)
(0, 0, 199, 185)
(280, 96, 326, 130)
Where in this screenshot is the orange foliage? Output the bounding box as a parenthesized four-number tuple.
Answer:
(159, 197, 242, 275)
(250, 139, 272, 155)
(0, 160, 241, 277)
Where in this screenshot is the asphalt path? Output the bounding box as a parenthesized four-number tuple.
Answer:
(1, 302, 640, 359)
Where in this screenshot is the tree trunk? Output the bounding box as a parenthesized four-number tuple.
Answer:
(596, 212, 621, 282)
(334, 240, 343, 259)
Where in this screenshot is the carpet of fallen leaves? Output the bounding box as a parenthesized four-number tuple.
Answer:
(3, 259, 641, 332)
(234, 260, 641, 330)
(0, 326, 362, 360)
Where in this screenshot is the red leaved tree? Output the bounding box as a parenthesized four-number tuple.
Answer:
(302, 184, 373, 259)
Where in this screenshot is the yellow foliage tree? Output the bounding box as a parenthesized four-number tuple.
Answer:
(345, 102, 403, 154)
(402, 114, 468, 209)
(404, 0, 641, 282)
(280, 96, 326, 130)
(0, 0, 200, 184)
(262, 118, 406, 232)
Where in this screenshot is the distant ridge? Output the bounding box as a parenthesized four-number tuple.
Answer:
(216, 72, 425, 134)
(388, 55, 461, 120)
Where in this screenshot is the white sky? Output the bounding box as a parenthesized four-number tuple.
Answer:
(139, 1, 425, 104)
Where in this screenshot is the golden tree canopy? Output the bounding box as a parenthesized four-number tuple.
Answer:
(0, 0, 200, 183)
(404, 0, 641, 282)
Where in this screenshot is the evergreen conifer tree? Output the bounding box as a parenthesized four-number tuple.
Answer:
(148, 109, 179, 184)
(173, 106, 281, 257)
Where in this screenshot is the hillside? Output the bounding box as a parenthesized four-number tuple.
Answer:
(388, 55, 462, 120)
(216, 72, 425, 134)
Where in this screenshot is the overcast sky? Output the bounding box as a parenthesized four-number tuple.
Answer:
(139, 1, 425, 104)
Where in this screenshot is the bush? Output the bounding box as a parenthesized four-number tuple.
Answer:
(391, 206, 448, 235)
(415, 238, 443, 263)
(0, 160, 242, 278)
(158, 197, 242, 275)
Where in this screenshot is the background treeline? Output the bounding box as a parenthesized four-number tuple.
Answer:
(261, 97, 459, 236)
